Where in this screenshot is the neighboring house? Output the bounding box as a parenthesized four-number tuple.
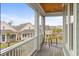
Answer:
(45, 25, 63, 42)
(13, 23, 35, 40)
(0, 21, 62, 43)
(45, 26, 52, 42)
(1, 22, 35, 43)
(1, 22, 17, 43)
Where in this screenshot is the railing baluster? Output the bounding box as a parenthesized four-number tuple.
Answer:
(8, 51, 10, 56)
(14, 48, 17, 56)
(18, 47, 20, 56)
(10, 50, 12, 56)
(6, 53, 8, 56)
(21, 45, 23, 55)
(21, 45, 23, 56)
(23, 44, 25, 55)
(16, 48, 18, 56)
(17, 48, 19, 56)
(19, 47, 21, 56)
(3, 53, 6, 56)
(12, 49, 15, 56)
(11, 50, 13, 56)
(13, 49, 15, 56)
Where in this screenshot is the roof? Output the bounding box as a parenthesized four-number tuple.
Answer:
(45, 25, 56, 31)
(13, 23, 33, 31)
(20, 29, 35, 33)
(1, 21, 17, 32)
(1, 30, 17, 34)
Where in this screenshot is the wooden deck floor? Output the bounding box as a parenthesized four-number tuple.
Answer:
(35, 43, 64, 56)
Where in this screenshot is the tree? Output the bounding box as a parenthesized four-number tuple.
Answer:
(52, 27, 63, 44)
(58, 35, 63, 40)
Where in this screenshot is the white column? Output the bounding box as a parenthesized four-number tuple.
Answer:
(63, 4, 67, 45)
(67, 3, 70, 49)
(41, 15, 45, 43)
(35, 10, 40, 50)
(73, 3, 77, 56)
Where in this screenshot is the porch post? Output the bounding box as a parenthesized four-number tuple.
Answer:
(63, 4, 67, 45)
(73, 3, 77, 56)
(67, 3, 70, 48)
(35, 10, 40, 50)
(41, 15, 45, 43)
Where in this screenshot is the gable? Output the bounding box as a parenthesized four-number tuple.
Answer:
(20, 23, 34, 32)
(1, 22, 17, 32)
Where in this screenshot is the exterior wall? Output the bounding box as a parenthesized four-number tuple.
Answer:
(45, 30, 52, 42)
(1, 32, 17, 43)
(21, 33, 33, 40)
(20, 24, 35, 40)
(20, 30, 35, 40)
(10, 33, 17, 41)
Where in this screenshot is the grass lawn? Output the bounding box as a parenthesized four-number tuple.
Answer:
(0, 41, 19, 49)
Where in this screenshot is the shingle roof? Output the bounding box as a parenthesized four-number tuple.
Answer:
(1, 30, 17, 34)
(20, 29, 35, 33)
(12, 23, 33, 31)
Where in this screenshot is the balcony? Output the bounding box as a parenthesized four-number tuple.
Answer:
(1, 3, 78, 56)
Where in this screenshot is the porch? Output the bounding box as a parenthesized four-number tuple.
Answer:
(0, 3, 78, 56)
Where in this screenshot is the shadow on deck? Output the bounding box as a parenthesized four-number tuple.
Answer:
(35, 43, 64, 56)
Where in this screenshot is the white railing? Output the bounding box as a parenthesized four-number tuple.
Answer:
(0, 35, 37, 56)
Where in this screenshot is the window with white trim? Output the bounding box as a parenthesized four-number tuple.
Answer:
(2, 35, 5, 42)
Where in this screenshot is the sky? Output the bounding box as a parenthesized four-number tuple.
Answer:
(1, 3, 63, 26)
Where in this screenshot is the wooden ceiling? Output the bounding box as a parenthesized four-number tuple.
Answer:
(40, 3, 64, 13)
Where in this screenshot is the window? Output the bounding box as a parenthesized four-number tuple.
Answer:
(0, 35, 1, 42)
(22, 34, 25, 38)
(2, 35, 5, 41)
(22, 34, 28, 38)
(11, 34, 16, 40)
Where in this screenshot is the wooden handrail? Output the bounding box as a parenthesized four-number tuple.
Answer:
(0, 35, 37, 55)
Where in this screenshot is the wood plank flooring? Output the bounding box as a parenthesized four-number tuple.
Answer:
(35, 43, 64, 56)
